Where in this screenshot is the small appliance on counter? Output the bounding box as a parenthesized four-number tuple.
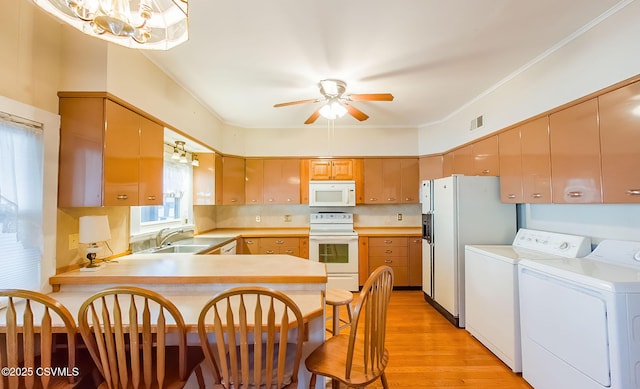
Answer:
(308, 212, 359, 291)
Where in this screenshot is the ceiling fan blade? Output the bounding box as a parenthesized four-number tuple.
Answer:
(344, 104, 369, 121)
(304, 107, 322, 124)
(348, 93, 394, 102)
(273, 98, 319, 108)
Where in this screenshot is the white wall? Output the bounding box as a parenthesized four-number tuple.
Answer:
(418, 1, 640, 242)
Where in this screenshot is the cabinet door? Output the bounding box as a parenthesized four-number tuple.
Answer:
(193, 153, 216, 205)
(263, 159, 300, 204)
(408, 237, 422, 287)
(138, 116, 163, 205)
(382, 159, 402, 204)
(549, 99, 602, 203)
(400, 158, 420, 203)
(473, 136, 499, 176)
(309, 160, 332, 180)
(363, 159, 384, 204)
(598, 82, 640, 203)
(245, 159, 264, 204)
(521, 116, 551, 203)
(222, 156, 245, 205)
(331, 159, 354, 180)
(452, 145, 474, 175)
(442, 152, 454, 177)
(103, 100, 140, 206)
(419, 155, 443, 181)
(498, 127, 523, 203)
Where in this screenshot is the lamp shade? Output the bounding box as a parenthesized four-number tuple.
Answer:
(79, 216, 112, 244)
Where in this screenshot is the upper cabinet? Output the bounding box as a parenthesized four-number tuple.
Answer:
(221, 156, 245, 205)
(309, 159, 356, 180)
(419, 155, 443, 181)
(451, 137, 499, 176)
(263, 159, 300, 204)
(245, 159, 264, 204)
(193, 153, 219, 205)
(499, 117, 551, 204)
(58, 95, 163, 207)
(549, 99, 603, 203)
(598, 81, 640, 203)
(364, 158, 419, 204)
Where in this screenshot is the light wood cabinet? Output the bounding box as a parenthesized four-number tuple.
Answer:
(364, 158, 419, 204)
(309, 159, 355, 180)
(442, 152, 454, 177)
(238, 237, 307, 258)
(263, 159, 300, 204)
(193, 153, 216, 205)
(452, 144, 474, 175)
(222, 156, 245, 205)
(58, 96, 163, 207)
(498, 127, 523, 203)
(498, 117, 551, 204)
(245, 159, 264, 205)
(472, 136, 500, 176)
(367, 236, 418, 287)
(549, 99, 603, 203)
(598, 81, 640, 203)
(419, 155, 443, 181)
(408, 237, 422, 287)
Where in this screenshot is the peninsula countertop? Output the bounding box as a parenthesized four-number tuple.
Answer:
(50, 254, 327, 293)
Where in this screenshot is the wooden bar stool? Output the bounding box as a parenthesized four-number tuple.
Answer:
(325, 288, 354, 336)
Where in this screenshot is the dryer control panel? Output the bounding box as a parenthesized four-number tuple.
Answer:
(513, 228, 591, 258)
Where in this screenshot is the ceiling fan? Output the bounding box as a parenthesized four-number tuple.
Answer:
(273, 79, 394, 124)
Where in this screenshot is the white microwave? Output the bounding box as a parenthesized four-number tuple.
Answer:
(309, 181, 356, 207)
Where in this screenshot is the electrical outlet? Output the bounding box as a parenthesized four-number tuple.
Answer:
(284, 215, 292, 222)
(255, 215, 261, 222)
(68, 233, 79, 250)
(397, 213, 403, 221)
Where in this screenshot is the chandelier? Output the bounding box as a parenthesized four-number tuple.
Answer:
(32, 0, 188, 50)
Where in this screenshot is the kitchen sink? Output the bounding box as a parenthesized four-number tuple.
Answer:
(151, 245, 212, 254)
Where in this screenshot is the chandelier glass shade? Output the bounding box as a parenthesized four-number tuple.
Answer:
(319, 98, 348, 120)
(32, 0, 188, 50)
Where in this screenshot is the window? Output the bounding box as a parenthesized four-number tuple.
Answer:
(130, 158, 193, 236)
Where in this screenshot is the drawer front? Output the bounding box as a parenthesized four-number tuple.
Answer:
(241, 238, 260, 254)
(369, 237, 408, 247)
(369, 256, 408, 268)
(369, 246, 408, 257)
(260, 237, 300, 247)
(369, 264, 408, 286)
(280, 247, 300, 256)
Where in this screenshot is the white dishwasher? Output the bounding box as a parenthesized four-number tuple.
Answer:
(464, 229, 591, 372)
(220, 240, 237, 254)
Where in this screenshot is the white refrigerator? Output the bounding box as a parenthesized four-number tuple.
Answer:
(424, 175, 516, 328)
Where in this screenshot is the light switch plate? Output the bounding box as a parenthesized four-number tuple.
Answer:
(68, 233, 79, 250)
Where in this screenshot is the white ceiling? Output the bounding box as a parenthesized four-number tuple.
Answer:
(144, 0, 624, 129)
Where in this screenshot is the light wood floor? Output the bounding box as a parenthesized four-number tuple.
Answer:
(330, 290, 532, 389)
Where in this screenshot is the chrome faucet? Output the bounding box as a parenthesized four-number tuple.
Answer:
(155, 228, 184, 247)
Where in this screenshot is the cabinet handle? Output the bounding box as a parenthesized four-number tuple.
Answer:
(387, 197, 395, 201)
(482, 169, 490, 174)
(266, 250, 275, 254)
(268, 198, 274, 202)
(285, 249, 294, 254)
(384, 259, 393, 264)
(246, 240, 254, 244)
(507, 194, 517, 199)
(531, 193, 542, 199)
(568, 191, 583, 198)
(404, 197, 411, 201)
(384, 240, 392, 244)
(627, 189, 640, 196)
(251, 199, 257, 203)
(116, 194, 128, 200)
(147, 195, 156, 200)
(287, 198, 292, 202)
(385, 249, 393, 254)
(275, 240, 284, 244)
(369, 198, 378, 201)
(413, 239, 420, 243)
(231, 199, 237, 202)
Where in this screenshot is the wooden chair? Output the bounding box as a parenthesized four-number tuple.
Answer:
(77, 286, 204, 389)
(0, 289, 82, 389)
(197, 286, 305, 389)
(305, 266, 394, 389)
(324, 289, 353, 336)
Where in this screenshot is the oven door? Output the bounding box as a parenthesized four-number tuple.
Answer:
(309, 235, 359, 274)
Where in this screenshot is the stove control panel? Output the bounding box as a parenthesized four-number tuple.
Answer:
(310, 213, 353, 224)
(513, 228, 592, 258)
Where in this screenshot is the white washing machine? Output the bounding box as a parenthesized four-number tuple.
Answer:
(465, 229, 591, 372)
(518, 239, 640, 389)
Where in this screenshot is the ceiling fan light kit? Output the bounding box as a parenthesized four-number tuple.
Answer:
(31, 0, 189, 50)
(274, 79, 394, 124)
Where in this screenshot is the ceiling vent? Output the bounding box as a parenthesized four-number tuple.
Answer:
(470, 115, 484, 131)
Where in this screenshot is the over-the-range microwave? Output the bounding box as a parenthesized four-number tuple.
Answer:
(309, 180, 356, 207)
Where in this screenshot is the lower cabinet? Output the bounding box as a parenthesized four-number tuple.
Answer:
(359, 235, 422, 288)
(238, 237, 308, 258)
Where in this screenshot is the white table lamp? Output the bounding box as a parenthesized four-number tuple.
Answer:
(79, 215, 111, 271)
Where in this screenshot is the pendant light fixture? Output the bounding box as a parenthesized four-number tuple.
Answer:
(31, 0, 189, 50)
